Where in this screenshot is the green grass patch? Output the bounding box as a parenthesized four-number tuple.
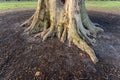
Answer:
(0, 1, 120, 10)
(86, 1, 120, 9)
(0, 1, 37, 10)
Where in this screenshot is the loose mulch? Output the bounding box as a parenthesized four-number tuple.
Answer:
(0, 8, 120, 80)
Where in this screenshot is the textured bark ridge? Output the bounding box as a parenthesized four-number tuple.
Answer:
(21, 0, 103, 64)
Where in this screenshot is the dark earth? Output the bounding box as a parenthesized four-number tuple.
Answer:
(0, 8, 120, 80)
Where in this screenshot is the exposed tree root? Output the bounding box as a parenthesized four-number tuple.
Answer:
(21, 0, 103, 64)
(20, 15, 34, 27)
(80, 0, 104, 38)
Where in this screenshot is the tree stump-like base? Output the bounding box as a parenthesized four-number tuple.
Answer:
(21, 0, 103, 64)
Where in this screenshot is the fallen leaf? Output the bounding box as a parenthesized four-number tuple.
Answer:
(35, 71, 41, 77)
(79, 52, 84, 57)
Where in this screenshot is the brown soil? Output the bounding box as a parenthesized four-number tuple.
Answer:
(0, 8, 120, 80)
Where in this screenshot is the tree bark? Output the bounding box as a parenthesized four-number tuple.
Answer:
(21, 0, 103, 64)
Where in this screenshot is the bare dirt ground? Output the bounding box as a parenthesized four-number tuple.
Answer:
(0, 8, 120, 80)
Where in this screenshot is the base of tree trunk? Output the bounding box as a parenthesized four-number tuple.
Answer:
(20, 0, 103, 64)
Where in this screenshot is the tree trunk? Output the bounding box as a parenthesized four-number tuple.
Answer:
(21, 0, 103, 64)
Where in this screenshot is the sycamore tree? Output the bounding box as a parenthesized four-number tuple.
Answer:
(21, 0, 103, 64)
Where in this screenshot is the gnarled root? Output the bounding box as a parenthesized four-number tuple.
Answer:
(80, 0, 104, 38)
(20, 15, 34, 27)
(21, 0, 44, 34)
